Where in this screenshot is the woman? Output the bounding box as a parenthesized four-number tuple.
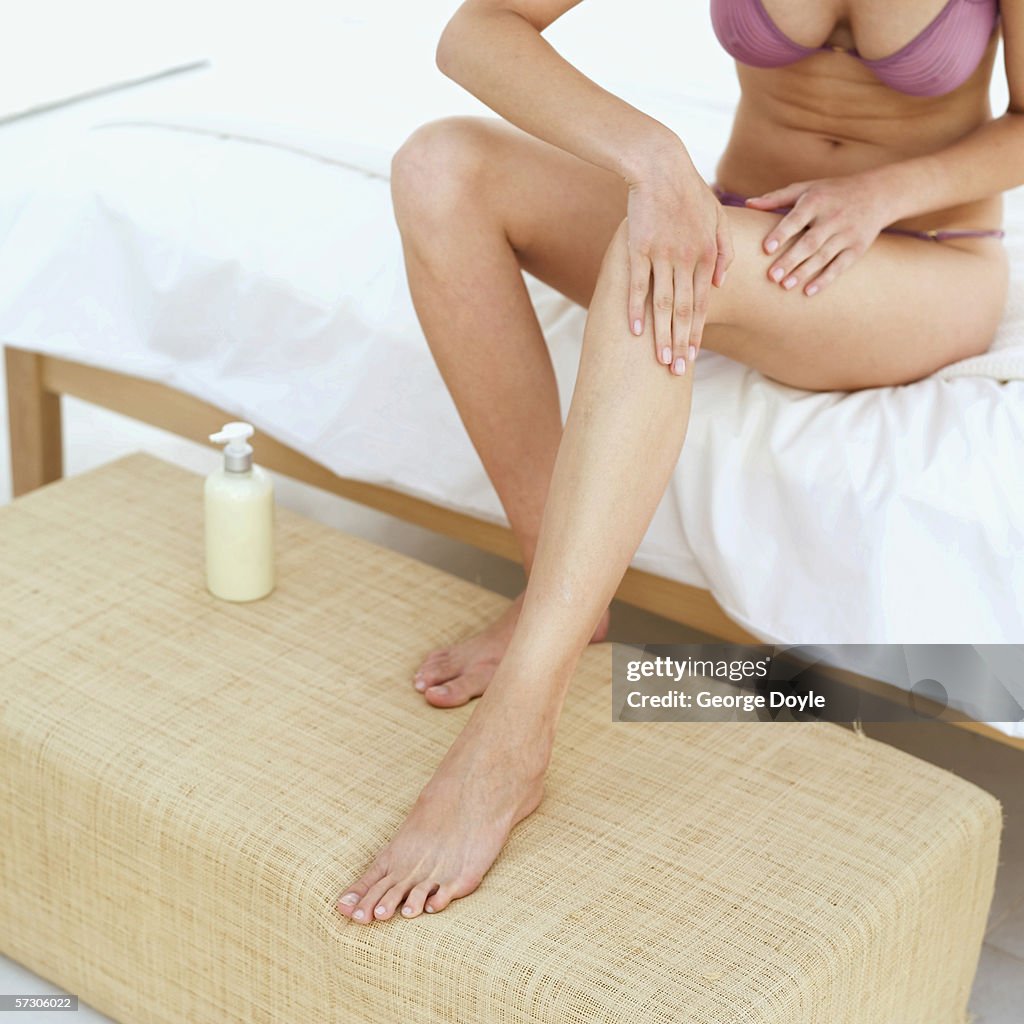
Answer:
(336, 0, 1019, 923)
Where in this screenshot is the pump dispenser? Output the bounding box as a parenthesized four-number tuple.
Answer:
(205, 421, 275, 601)
(210, 422, 255, 472)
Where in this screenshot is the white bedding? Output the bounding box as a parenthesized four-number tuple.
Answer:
(0, 1, 209, 125)
(0, 8, 1021, 736)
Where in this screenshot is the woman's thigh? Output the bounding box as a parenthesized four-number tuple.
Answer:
(703, 207, 1010, 390)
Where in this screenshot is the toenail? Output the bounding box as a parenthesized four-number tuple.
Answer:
(374, 905, 387, 917)
(340, 892, 358, 906)
(414, 680, 426, 691)
(353, 909, 365, 921)
(432, 684, 449, 695)
(425, 905, 435, 914)
(402, 906, 414, 917)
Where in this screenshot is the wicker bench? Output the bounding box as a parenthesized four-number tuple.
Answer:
(0, 454, 1002, 1023)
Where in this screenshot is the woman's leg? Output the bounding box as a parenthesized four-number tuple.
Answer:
(337, 216, 694, 924)
(391, 116, 628, 707)
(337, 205, 1007, 924)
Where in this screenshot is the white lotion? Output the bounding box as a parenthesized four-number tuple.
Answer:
(205, 421, 275, 601)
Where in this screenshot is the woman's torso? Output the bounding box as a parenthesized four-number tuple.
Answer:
(712, 0, 1004, 232)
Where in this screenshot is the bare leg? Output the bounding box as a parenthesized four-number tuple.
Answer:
(391, 118, 626, 706)
(336, 217, 693, 922)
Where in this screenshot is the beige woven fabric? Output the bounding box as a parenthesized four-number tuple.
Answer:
(0, 453, 1002, 1024)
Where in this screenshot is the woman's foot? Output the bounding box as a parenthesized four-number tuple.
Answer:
(335, 703, 550, 923)
(413, 594, 610, 707)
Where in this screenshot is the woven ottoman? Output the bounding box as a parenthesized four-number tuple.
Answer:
(1, 454, 1002, 1024)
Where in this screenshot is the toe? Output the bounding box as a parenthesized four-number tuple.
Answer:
(336, 861, 388, 920)
(424, 876, 481, 915)
(353, 876, 396, 925)
(412, 649, 448, 690)
(416, 655, 458, 689)
(399, 882, 438, 919)
(372, 878, 418, 922)
(423, 883, 453, 915)
(423, 669, 489, 708)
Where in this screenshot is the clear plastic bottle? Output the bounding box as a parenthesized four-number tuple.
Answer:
(204, 422, 275, 601)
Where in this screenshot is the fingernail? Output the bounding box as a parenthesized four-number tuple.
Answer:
(720, 270, 728, 286)
(374, 905, 387, 918)
(661, 346, 672, 365)
(806, 284, 819, 296)
(353, 909, 365, 921)
(402, 906, 415, 917)
(766, 239, 779, 254)
(340, 892, 359, 906)
(673, 357, 686, 375)
(770, 267, 784, 282)
(783, 276, 797, 290)
(688, 345, 697, 363)
(632, 318, 642, 335)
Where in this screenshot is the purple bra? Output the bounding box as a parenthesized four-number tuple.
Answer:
(710, 0, 1000, 96)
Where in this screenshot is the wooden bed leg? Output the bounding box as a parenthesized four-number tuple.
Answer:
(5, 346, 63, 497)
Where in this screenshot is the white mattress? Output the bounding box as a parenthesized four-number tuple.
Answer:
(0, 10, 1021, 736)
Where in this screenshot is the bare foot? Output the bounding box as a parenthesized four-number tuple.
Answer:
(335, 705, 550, 923)
(413, 594, 610, 707)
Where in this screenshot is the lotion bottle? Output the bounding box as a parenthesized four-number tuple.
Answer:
(205, 422, 275, 601)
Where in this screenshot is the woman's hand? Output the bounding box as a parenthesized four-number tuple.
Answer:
(744, 174, 893, 296)
(627, 162, 733, 374)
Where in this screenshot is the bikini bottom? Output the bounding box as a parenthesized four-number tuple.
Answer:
(711, 184, 1005, 242)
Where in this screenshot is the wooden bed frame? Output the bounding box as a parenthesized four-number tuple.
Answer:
(7, 344, 1022, 751)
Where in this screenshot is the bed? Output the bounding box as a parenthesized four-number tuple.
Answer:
(2, 2, 1022, 746)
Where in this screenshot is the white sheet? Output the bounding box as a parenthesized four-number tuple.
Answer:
(0, 14, 1021, 737)
(0, 1, 208, 124)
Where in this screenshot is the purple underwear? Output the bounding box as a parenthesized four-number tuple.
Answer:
(712, 184, 1005, 241)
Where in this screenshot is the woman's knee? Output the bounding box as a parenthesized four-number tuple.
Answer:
(391, 117, 493, 225)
